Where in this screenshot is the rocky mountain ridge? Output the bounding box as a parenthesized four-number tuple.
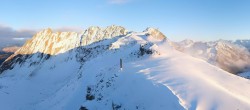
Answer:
(15, 25, 127, 56)
(0, 25, 165, 74)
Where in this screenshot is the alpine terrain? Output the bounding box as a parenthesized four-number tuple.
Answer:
(0, 25, 250, 110)
(172, 39, 250, 78)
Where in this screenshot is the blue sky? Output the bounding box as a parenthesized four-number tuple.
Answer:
(0, 0, 250, 41)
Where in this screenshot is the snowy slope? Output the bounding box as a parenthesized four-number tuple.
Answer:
(0, 26, 250, 110)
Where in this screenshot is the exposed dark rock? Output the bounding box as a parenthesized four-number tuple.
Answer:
(112, 102, 122, 110)
(79, 106, 88, 110)
(139, 43, 153, 56)
(86, 86, 95, 100)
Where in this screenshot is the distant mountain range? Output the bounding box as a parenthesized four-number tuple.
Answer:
(172, 39, 250, 74)
(0, 46, 20, 64)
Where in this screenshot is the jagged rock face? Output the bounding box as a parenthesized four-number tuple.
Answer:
(80, 25, 127, 46)
(144, 28, 166, 41)
(15, 25, 127, 56)
(0, 25, 127, 73)
(14, 29, 79, 55)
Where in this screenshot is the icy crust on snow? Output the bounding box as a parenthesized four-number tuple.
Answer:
(1, 27, 250, 110)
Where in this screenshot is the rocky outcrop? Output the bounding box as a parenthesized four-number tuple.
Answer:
(0, 25, 127, 73)
(144, 28, 166, 41)
(14, 28, 79, 55)
(12, 25, 127, 56)
(80, 25, 127, 46)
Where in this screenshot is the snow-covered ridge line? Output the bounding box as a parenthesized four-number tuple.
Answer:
(1, 25, 128, 67)
(9, 26, 166, 58)
(0, 26, 166, 74)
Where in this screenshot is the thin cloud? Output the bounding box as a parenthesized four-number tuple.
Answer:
(12, 38, 28, 41)
(0, 25, 37, 47)
(0, 25, 83, 41)
(0, 25, 36, 40)
(0, 24, 90, 48)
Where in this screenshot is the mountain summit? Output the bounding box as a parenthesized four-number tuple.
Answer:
(14, 25, 127, 56)
(0, 26, 250, 110)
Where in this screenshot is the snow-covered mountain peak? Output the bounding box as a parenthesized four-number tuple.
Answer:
(80, 25, 127, 46)
(144, 27, 166, 41)
(42, 28, 53, 33)
(14, 29, 79, 56)
(10, 25, 127, 56)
